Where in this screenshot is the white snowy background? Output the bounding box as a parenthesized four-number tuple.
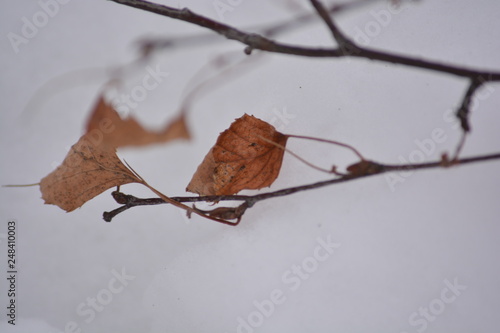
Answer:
(1, 0, 499, 332)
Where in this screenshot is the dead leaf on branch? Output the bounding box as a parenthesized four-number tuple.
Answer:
(39, 93, 192, 212)
(39, 134, 142, 212)
(188, 202, 249, 224)
(86, 95, 190, 149)
(186, 114, 288, 196)
(346, 160, 383, 176)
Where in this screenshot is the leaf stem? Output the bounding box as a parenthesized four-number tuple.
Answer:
(286, 134, 366, 160)
(2, 183, 41, 187)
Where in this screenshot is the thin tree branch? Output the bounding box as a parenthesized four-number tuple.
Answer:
(451, 132, 467, 161)
(137, 0, 382, 51)
(263, 0, 381, 37)
(308, 0, 489, 163)
(450, 74, 491, 158)
(309, 0, 359, 54)
(100, 1, 500, 225)
(108, 0, 500, 81)
(103, 152, 500, 222)
(456, 77, 486, 133)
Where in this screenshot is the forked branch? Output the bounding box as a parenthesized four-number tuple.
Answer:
(108, 0, 500, 81)
(98, 0, 500, 225)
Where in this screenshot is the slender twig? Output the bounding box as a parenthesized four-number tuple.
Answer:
(456, 77, 485, 133)
(263, 0, 381, 37)
(108, 0, 500, 81)
(137, 0, 380, 52)
(103, 152, 500, 222)
(450, 75, 490, 158)
(451, 132, 467, 161)
(309, 0, 359, 55)
(307, 0, 474, 163)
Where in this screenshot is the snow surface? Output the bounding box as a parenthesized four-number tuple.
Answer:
(1, 0, 500, 332)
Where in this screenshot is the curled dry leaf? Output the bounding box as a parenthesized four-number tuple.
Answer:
(186, 114, 288, 196)
(86, 95, 190, 149)
(40, 94, 192, 212)
(346, 160, 383, 176)
(189, 202, 249, 223)
(40, 134, 142, 212)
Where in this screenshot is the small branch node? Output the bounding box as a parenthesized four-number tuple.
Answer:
(244, 46, 253, 55)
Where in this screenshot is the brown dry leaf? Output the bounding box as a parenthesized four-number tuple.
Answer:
(86, 96, 190, 149)
(186, 114, 288, 196)
(39, 134, 142, 212)
(346, 160, 383, 176)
